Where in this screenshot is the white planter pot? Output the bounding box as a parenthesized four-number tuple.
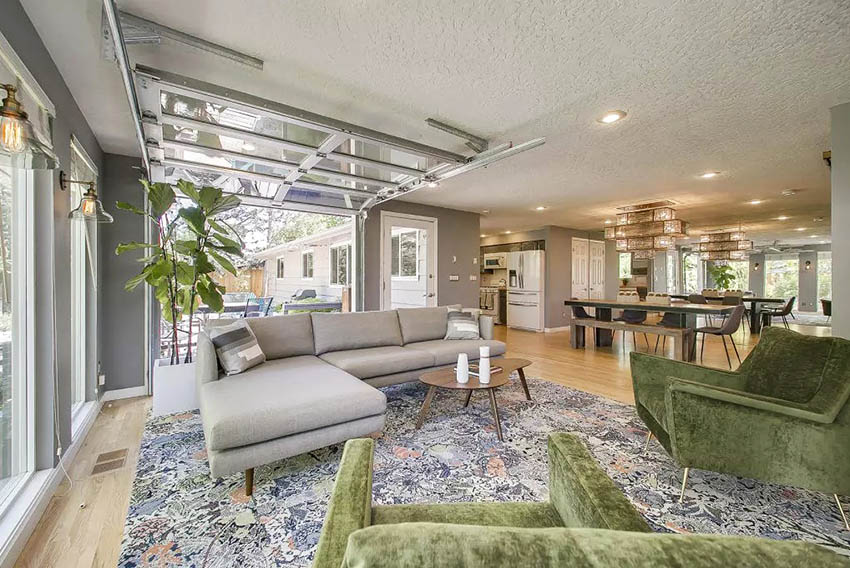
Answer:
(152, 358, 198, 417)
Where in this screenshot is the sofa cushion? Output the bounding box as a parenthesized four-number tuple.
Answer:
(444, 311, 481, 340)
(320, 346, 435, 379)
(404, 339, 506, 366)
(312, 311, 403, 355)
(199, 355, 386, 451)
(206, 319, 266, 375)
(397, 307, 449, 344)
(244, 313, 315, 359)
(341, 524, 846, 568)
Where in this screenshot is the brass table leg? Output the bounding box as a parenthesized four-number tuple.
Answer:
(488, 389, 504, 441)
(517, 367, 532, 401)
(463, 390, 473, 408)
(416, 386, 436, 429)
(245, 468, 254, 497)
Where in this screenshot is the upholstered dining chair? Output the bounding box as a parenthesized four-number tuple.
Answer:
(630, 327, 850, 529)
(693, 304, 745, 368)
(614, 292, 649, 350)
(570, 298, 596, 344)
(822, 299, 832, 323)
(762, 296, 796, 329)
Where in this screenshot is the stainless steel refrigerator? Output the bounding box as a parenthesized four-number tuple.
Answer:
(507, 250, 545, 331)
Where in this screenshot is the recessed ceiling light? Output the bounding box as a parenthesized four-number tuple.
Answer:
(748, 199, 762, 205)
(776, 215, 790, 221)
(427, 181, 440, 188)
(598, 110, 627, 124)
(242, 142, 256, 152)
(810, 235, 819, 238)
(795, 227, 806, 231)
(535, 206, 547, 211)
(504, 230, 512, 234)
(482, 209, 490, 214)
(782, 189, 800, 196)
(700, 171, 720, 179)
(480, 234, 486, 238)
(604, 219, 613, 224)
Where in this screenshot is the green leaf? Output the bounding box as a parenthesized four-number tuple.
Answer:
(179, 206, 207, 235)
(194, 251, 216, 274)
(208, 194, 241, 216)
(115, 201, 146, 216)
(176, 179, 200, 202)
(208, 243, 243, 257)
(208, 249, 237, 276)
(124, 270, 149, 291)
(198, 185, 223, 211)
(115, 241, 155, 255)
(208, 218, 229, 233)
(143, 180, 176, 218)
(211, 233, 241, 249)
(173, 240, 199, 255)
(196, 279, 224, 312)
(175, 261, 195, 285)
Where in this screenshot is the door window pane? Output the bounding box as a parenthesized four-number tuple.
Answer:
(391, 230, 418, 277)
(330, 243, 349, 286)
(0, 164, 29, 507)
(726, 260, 749, 291)
(765, 257, 799, 299)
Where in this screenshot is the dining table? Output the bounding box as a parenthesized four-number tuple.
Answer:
(668, 294, 784, 333)
(564, 298, 737, 362)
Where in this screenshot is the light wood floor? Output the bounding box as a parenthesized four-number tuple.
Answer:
(15, 319, 830, 567)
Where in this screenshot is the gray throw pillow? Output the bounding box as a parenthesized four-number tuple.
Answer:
(444, 310, 481, 340)
(207, 319, 266, 375)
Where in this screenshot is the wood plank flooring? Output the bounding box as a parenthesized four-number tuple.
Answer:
(14, 319, 830, 567)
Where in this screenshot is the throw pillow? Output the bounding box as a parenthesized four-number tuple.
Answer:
(207, 319, 266, 375)
(444, 310, 481, 340)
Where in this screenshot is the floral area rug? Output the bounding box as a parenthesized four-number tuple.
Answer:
(118, 376, 850, 566)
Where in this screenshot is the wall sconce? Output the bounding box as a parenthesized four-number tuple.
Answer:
(753, 262, 760, 271)
(804, 260, 812, 271)
(0, 84, 58, 170)
(61, 170, 113, 223)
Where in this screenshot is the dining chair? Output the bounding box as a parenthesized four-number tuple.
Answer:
(645, 293, 678, 353)
(822, 299, 832, 323)
(244, 296, 275, 318)
(687, 293, 712, 326)
(614, 292, 649, 350)
(762, 297, 796, 329)
(692, 304, 746, 368)
(720, 294, 748, 331)
(570, 298, 597, 344)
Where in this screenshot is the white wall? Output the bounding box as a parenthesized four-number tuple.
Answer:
(262, 237, 350, 303)
(832, 102, 850, 338)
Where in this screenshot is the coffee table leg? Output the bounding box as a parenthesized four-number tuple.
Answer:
(416, 386, 436, 429)
(463, 390, 473, 408)
(517, 367, 531, 400)
(488, 389, 504, 442)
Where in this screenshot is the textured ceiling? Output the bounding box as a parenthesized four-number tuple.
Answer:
(22, 0, 850, 244)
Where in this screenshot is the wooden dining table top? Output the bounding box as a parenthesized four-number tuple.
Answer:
(668, 293, 784, 304)
(564, 298, 737, 314)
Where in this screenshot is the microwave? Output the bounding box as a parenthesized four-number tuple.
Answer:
(483, 252, 507, 269)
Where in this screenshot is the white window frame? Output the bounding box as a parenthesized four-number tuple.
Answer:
(301, 250, 314, 280)
(329, 241, 351, 287)
(391, 229, 420, 281)
(275, 257, 285, 280)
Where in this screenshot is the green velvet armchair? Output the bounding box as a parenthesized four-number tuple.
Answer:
(631, 326, 850, 527)
(312, 433, 847, 567)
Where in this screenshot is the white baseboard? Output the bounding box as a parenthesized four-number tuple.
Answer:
(101, 385, 148, 401)
(0, 400, 102, 567)
(544, 326, 570, 333)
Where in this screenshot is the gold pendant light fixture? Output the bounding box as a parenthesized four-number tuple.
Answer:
(604, 201, 689, 260)
(696, 229, 752, 261)
(0, 84, 59, 170)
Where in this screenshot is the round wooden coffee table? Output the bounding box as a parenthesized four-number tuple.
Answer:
(415, 358, 532, 441)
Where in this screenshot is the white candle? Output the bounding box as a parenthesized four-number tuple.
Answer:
(456, 353, 469, 383)
(479, 346, 491, 384)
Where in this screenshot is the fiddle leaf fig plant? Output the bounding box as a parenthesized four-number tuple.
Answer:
(707, 263, 737, 291)
(116, 179, 243, 364)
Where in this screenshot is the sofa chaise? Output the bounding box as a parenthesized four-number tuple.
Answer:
(312, 433, 848, 567)
(196, 306, 505, 495)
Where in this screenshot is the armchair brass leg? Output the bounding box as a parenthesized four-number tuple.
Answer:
(245, 468, 254, 497)
(679, 468, 689, 503)
(643, 431, 653, 454)
(836, 494, 850, 530)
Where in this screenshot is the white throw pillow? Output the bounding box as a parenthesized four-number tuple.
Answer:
(207, 319, 266, 375)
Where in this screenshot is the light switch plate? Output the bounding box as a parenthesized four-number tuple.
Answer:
(469, 275, 477, 281)
(449, 274, 459, 281)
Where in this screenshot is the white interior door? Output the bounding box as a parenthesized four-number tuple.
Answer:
(381, 212, 437, 309)
(571, 238, 589, 299)
(589, 240, 606, 300)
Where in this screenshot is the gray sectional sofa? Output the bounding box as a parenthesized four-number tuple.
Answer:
(196, 306, 504, 494)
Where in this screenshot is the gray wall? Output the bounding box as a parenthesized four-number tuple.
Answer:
(748, 254, 765, 296)
(1, 0, 104, 467)
(798, 251, 818, 312)
(604, 240, 619, 299)
(832, 102, 850, 338)
(364, 200, 480, 311)
(100, 154, 147, 391)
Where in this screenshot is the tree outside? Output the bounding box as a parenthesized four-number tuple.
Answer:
(818, 251, 831, 303)
(765, 258, 799, 299)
